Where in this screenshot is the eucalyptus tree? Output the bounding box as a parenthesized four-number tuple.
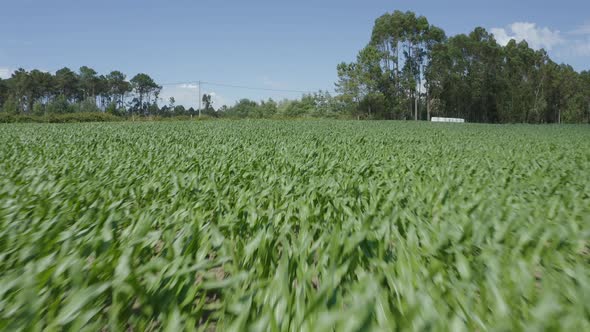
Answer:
(95, 75, 110, 109)
(0, 78, 6, 108)
(356, 45, 387, 118)
(29, 70, 54, 106)
(339, 10, 446, 120)
(335, 62, 361, 110)
(54, 67, 81, 102)
(202, 94, 217, 116)
(79, 66, 100, 101)
(528, 49, 551, 123)
(130, 73, 161, 115)
(427, 28, 504, 122)
(581, 71, 590, 123)
(546, 64, 582, 123)
(9, 68, 32, 112)
(106, 71, 131, 108)
(422, 26, 446, 120)
(336, 10, 590, 123)
(500, 41, 550, 123)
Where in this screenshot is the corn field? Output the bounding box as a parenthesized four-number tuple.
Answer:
(0, 120, 589, 331)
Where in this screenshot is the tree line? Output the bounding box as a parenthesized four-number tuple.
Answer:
(336, 10, 590, 123)
(1, 10, 589, 123)
(0, 67, 163, 117)
(0, 65, 339, 119)
(0, 66, 347, 119)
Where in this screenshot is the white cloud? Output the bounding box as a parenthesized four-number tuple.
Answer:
(490, 28, 511, 46)
(491, 22, 564, 50)
(179, 83, 198, 89)
(207, 92, 226, 107)
(0, 67, 12, 79)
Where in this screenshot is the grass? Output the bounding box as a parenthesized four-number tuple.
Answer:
(0, 120, 589, 331)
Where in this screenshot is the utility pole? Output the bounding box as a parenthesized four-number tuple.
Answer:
(198, 80, 202, 118)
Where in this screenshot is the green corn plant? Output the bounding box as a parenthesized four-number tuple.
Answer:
(0, 121, 588, 331)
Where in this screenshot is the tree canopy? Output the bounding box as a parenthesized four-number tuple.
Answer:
(336, 10, 590, 123)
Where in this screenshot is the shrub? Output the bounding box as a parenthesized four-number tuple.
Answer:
(76, 98, 101, 113)
(0, 112, 122, 123)
(1, 95, 19, 114)
(46, 95, 74, 114)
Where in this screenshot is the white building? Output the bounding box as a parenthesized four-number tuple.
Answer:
(431, 117, 465, 123)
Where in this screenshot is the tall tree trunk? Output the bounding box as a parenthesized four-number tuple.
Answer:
(532, 86, 540, 123)
(414, 94, 418, 121)
(396, 43, 401, 109)
(395, 45, 399, 87)
(417, 71, 422, 121)
(427, 90, 431, 121)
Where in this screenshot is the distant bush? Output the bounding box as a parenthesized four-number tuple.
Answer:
(0, 114, 36, 123)
(0, 112, 122, 123)
(76, 98, 101, 113)
(1, 95, 19, 115)
(32, 101, 45, 116)
(106, 102, 127, 117)
(0, 113, 226, 123)
(46, 95, 74, 114)
(0, 110, 361, 124)
(133, 115, 215, 122)
(47, 112, 122, 123)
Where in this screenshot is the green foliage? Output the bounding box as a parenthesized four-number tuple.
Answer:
(54, 67, 81, 101)
(339, 10, 445, 120)
(106, 71, 132, 108)
(0, 112, 122, 123)
(76, 98, 101, 113)
(218, 94, 339, 119)
(46, 95, 74, 114)
(130, 74, 161, 114)
(201, 94, 217, 117)
(219, 95, 341, 119)
(79, 66, 99, 99)
(0, 120, 588, 330)
(32, 101, 45, 116)
(106, 102, 125, 117)
(0, 78, 8, 108)
(222, 99, 258, 118)
(1, 95, 19, 114)
(338, 10, 590, 123)
(281, 95, 315, 117)
(0, 67, 153, 117)
(174, 105, 187, 116)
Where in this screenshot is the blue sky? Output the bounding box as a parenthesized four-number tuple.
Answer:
(1, 0, 589, 107)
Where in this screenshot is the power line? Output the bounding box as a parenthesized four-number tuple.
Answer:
(4, 67, 334, 97)
(159, 81, 200, 86)
(6, 69, 328, 94)
(202, 81, 315, 94)
(159, 80, 322, 94)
